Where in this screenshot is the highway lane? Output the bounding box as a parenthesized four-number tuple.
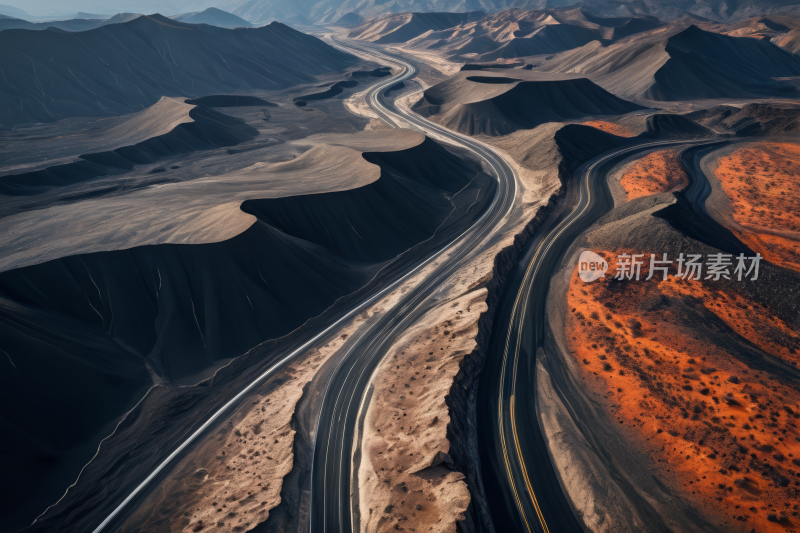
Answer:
(308, 40, 520, 533)
(479, 138, 723, 533)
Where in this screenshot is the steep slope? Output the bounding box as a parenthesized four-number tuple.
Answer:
(539, 24, 800, 101)
(776, 28, 800, 54)
(172, 7, 253, 28)
(413, 71, 643, 135)
(0, 130, 495, 531)
(0, 15, 356, 126)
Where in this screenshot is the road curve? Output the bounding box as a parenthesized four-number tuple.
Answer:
(479, 138, 723, 533)
(308, 40, 518, 533)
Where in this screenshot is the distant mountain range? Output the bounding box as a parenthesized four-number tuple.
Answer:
(348, 8, 664, 61)
(0, 7, 251, 32)
(221, 0, 800, 25)
(0, 14, 356, 126)
(0, 12, 141, 31)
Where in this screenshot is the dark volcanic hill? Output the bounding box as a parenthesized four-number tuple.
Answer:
(539, 24, 800, 101)
(0, 14, 355, 126)
(173, 7, 253, 28)
(412, 71, 643, 136)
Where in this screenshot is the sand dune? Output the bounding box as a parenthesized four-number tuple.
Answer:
(412, 70, 643, 135)
(0, 97, 259, 195)
(0, 129, 495, 527)
(0, 15, 356, 126)
(538, 23, 800, 101)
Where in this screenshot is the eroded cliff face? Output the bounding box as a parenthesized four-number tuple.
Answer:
(356, 289, 486, 533)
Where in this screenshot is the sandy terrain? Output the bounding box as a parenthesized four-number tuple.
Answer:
(565, 252, 800, 531)
(713, 142, 800, 272)
(0, 129, 424, 272)
(356, 289, 486, 532)
(618, 149, 689, 200)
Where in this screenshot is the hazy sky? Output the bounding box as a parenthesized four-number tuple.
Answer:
(1, 0, 229, 17)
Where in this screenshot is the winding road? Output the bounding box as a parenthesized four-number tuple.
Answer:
(90, 37, 731, 533)
(309, 39, 518, 533)
(89, 38, 518, 533)
(478, 138, 725, 533)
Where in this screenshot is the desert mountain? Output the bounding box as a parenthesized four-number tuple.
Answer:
(172, 7, 253, 28)
(347, 11, 485, 43)
(412, 71, 643, 136)
(538, 24, 800, 101)
(0, 14, 355, 126)
(360, 8, 663, 62)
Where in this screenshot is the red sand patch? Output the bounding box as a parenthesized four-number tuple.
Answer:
(566, 251, 800, 531)
(716, 143, 800, 272)
(582, 120, 636, 138)
(619, 149, 689, 200)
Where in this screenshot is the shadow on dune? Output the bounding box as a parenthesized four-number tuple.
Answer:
(0, 135, 492, 532)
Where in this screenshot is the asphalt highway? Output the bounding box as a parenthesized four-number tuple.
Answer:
(478, 138, 722, 533)
(308, 39, 519, 533)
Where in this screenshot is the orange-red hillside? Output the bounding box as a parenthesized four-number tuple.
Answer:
(566, 251, 800, 531)
(620, 149, 689, 200)
(715, 143, 800, 272)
